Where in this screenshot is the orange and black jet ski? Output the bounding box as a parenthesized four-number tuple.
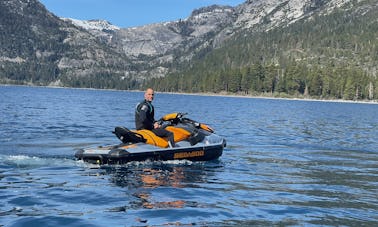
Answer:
(75, 113, 226, 164)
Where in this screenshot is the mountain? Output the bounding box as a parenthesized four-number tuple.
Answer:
(146, 0, 378, 100)
(0, 0, 377, 100)
(65, 5, 237, 78)
(0, 0, 134, 88)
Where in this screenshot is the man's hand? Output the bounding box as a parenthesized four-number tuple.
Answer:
(154, 122, 160, 129)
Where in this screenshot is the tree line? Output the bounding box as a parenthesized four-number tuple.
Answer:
(146, 60, 377, 100)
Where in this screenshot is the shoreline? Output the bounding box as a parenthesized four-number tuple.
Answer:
(158, 90, 378, 105)
(1, 83, 377, 105)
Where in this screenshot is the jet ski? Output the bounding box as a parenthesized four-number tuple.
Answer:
(75, 113, 226, 164)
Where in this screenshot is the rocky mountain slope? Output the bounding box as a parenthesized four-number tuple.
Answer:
(1, 0, 376, 99)
(0, 0, 133, 87)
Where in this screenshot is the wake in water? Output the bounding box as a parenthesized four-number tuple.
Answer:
(0, 153, 215, 170)
(0, 154, 80, 169)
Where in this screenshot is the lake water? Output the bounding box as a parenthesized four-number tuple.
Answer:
(1, 85, 377, 226)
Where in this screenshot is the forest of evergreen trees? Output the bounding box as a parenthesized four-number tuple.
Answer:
(147, 61, 377, 100)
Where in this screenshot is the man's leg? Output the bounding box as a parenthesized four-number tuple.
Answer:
(152, 128, 175, 147)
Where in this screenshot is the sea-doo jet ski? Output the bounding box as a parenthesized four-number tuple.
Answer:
(75, 113, 226, 164)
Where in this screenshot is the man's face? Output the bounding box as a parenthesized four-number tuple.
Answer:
(144, 89, 154, 102)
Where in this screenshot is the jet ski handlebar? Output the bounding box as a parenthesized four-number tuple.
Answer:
(159, 112, 214, 133)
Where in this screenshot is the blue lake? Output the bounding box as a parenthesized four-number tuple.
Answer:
(1, 85, 377, 226)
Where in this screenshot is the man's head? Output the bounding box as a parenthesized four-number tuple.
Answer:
(144, 88, 154, 102)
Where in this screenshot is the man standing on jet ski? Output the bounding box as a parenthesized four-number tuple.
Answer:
(135, 88, 175, 147)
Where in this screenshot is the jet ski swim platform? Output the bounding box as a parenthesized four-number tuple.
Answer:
(75, 113, 226, 164)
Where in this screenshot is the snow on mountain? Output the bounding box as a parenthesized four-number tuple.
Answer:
(234, 0, 350, 30)
(62, 18, 120, 31)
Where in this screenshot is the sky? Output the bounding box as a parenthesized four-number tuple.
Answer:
(39, 0, 246, 28)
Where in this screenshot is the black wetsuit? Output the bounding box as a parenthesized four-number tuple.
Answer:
(135, 100, 175, 146)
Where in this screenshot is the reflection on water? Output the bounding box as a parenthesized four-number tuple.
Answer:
(103, 161, 220, 211)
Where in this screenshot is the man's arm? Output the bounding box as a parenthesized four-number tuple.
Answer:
(139, 104, 154, 130)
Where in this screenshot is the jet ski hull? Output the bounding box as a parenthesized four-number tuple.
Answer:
(75, 139, 225, 165)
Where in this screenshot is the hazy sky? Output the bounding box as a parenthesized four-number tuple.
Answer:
(39, 0, 245, 28)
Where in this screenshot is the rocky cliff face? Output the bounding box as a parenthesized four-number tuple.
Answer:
(69, 5, 236, 59)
